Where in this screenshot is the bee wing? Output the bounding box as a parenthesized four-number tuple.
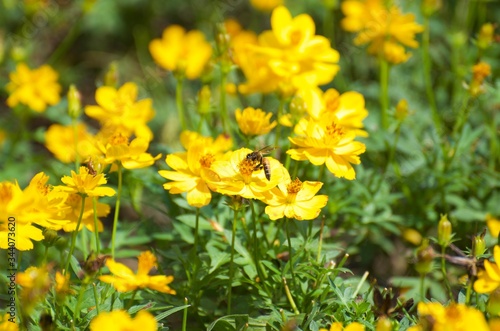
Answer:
(256, 145, 276, 155)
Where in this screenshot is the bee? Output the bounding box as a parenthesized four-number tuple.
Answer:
(86, 159, 97, 176)
(246, 146, 275, 181)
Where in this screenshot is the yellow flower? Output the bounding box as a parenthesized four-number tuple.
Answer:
(250, 0, 283, 12)
(85, 82, 155, 140)
(90, 310, 157, 331)
(236, 6, 340, 95)
(55, 271, 73, 299)
(341, 0, 424, 64)
(96, 130, 161, 169)
(55, 166, 116, 197)
(0, 222, 44, 251)
(487, 214, 500, 238)
(99, 251, 176, 294)
(0, 313, 18, 330)
(468, 61, 491, 97)
(61, 193, 110, 232)
(287, 118, 366, 180)
(209, 148, 287, 200)
(16, 266, 51, 313)
(235, 107, 277, 136)
(6, 63, 61, 112)
(263, 176, 328, 221)
(149, 25, 212, 80)
(477, 23, 494, 50)
(160, 131, 232, 207)
(413, 301, 489, 331)
(44, 123, 99, 164)
(475, 245, 500, 293)
(325, 322, 366, 331)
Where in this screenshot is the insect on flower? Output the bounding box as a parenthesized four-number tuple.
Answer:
(246, 145, 276, 181)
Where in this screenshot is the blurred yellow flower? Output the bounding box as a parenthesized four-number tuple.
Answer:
(209, 148, 287, 200)
(0, 313, 18, 330)
(55, 271, 73, 299)
(85, 82, 155, 140)
(468, 61, 491, 97)
(263, 176, 328, 221)
(412, 301, 488, 331)
(90, 310, 157, 331)
(149, 25, 212, 80)
(477, 23, 494, 50)
(487, 214, 500, 238)
(61, 193, 109, 232)
(341, 0, 424, 64)
(236, 6, 340, 95)
(55, 166, 116, 197)
(45, 123, 99, 164)
(6, 63, 61, 112)
(320, 322, 365, 331)
(99, 251, 176, 294)
(250, 0, 283, 12)
(235, 107, 277, 136)
(16, 266, 51, 313)
(96, 130, 161, 170)
(475, 245, 500, 293)
(287, 118, 366, 180)
(0, 222, 44, 251)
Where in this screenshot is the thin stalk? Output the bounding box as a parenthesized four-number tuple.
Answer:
(489, 115, 499, 170)
(420, 274, 426, 302)
(352, 271, 369, 299)
(274, 98, 285, 147)
(285, 218, 296, 288)
(92, 197, 100, 256)
(465, 276, 474, 305)
(194, 208, 200, 250)
(441, 246, 454, 301)
(379, 58, 390, 130)
(227, 209, 239, 314)
(283, 277, 300, 315)
(316, 217, 325, 263)
(72, 118, 80, 170)
(182, 297, 189, 331)
(80, 227, 88, 259)
(125, 290, 138, 310)
(220, 67, 229, 133)
(111, 165, 123, 259)
(72, 283, 86, 327)
(92, 283, 100, 315)
(64, 195, 86, 275)
(176, 76, 187, 130)
(422, 16, 442, 136)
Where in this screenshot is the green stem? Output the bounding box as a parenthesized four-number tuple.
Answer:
(220, 67, 229, 134)
(72, 118, 81, 170)
(111, 165, 123, 259)
(316, 217, 325, 263)
(64, 194, 86, 275)
(92, 283, 100, 315)
(274, 97, 285, 148)
(465, 275, 474, 305)
(176, 76, 187, 130)
(92, 197, 100, 256)
(352, 271, 369, 299)
(441, 246, 453, 301)
(422, 17, 442, 136)
(379, 58, 390, 130)
(72, 283, 86, 326)
(182, 297, 188, 331)
(283, 277, 300, 315)
(125, 290, 138, 310)
(228, 209, 238, 314)
(194, 208, 200, 250)
(489, 115, 499, 170)
(285, 218, 296, 288)
(80, 226, 88, 259)
(420, 274, 425, 302)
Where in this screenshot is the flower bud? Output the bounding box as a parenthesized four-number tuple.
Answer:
(437, 214, 452, 247)
(104, 62, 118, 87)
(474, 234, 486, 257)
(477, 23, 494, 50)
(376, 317, 393, 331)
(421, 0, 442, 17)
(42, 229, 60, 247)
(415, 239, 434, 275)
(488, 288, 500, 316)
(197, 85, 211, 115)
(67, 84, 82, 119)
(395, 99, 410, 122)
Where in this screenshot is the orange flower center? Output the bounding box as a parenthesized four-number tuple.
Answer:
(325, 96, 340, 112)
(238, 158, 255, 177)
(199, 153, 215, 168)
(286, 178, 303, 194)
(290, 30, 303, 46)
(66, 193, 81, 208)
(326, 121, 345, 139)
(109, 132, 129, 146)
(0, 183, 13, 201)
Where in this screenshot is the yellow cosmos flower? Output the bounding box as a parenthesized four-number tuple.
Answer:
(55, 166, 116, 197)
(263, 176, 328, 221)
(0, 222, 44, 251)
(322, 321, 365, 331)
(149, 25, 212, 80)
(45, 123, 99, 164)
(96, 130, 161, 169)
(287, 118, 366, 180)
(236, 6, 340, 95)
(0, 313, 18, 330)
(61, 193, 109, 232)
(475, 245, 500, 293)
(99, 251, 176, 294)
(6, 63, 61, 112)
(235, 107, 277, 137)
(487, 214, 500, 238)
(412, 302, 489, 331)
(85, 82, 155, 140)
(209, 148, 287, 200)
(16, 266, 51, 313)
(341, 0, 424, 63)
(90, 310, 157, 331)
(179, 130, 232, 152)
(250, 0, 283, 12)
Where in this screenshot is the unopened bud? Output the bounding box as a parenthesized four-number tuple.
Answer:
(67, 85, 82, 119)
(197, 85, 211, 115)
(104, 62, 119, 87)
(376, 317, 393, 331)
(438, 214, 452, 247)
(477, 23, 494, 50)
(415, 239, 434, 275)
(395, 99, 410, 122)
(421, 0, 442, 17)
(42, 229, 59, 247)
(474, 234, 486, 257)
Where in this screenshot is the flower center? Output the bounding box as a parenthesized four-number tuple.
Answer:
(326, 121, 345, 139)
(66, 193, 81, 208)
(290, 30, 303, 46)
(0, 183, 13, 201)
(109, 132, 129, 146)
(238, 158, 256, 177)
(199, 153, 215, 168)
(286, 178, 303, 194)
